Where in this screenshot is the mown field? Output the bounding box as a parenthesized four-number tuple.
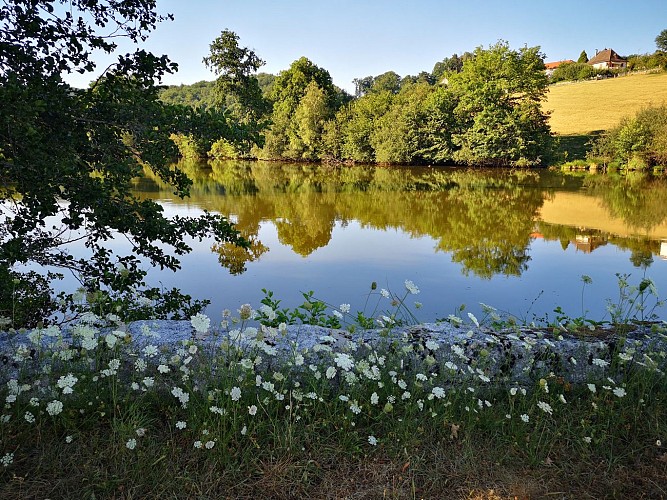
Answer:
(544, 72, 667, 135)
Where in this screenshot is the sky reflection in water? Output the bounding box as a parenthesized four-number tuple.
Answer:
(126, 162, 667, 324)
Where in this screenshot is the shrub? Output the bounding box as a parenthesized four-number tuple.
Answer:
(589, 105, 667, 167)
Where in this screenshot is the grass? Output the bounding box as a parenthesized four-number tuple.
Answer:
(0, 278, 666, 498)
(544, 72, 667, 135)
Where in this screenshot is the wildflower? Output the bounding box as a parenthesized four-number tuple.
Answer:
(402, 391, 411, 400)
(432, 387, 446, 399)
(416, 373, 427, 382)
(325, 366, 337, 379)
(467, 312, 480, 327)
(583, 436, 592, 443)
(334, 353, 355, 371)
(65, 435, 73, 443)
(46, 400, 63, 416)
(135, 428, 146, 437)
(29, 398, 39, 407)
(380, 288, 390, 298)
(592, 358, 609, 368)
(339, 395, 349, 402)
(143, 345, 158, 358)
(105, 333, 118, 348)
(171, 387, 190, 407)
(157, 364, 170, 374)
(537, 401, 553, 415)
(332, 310, 343, 319)
(510, 387, 518, 396)
(478, 374, 490, 383)
(370, 392, 379, 405)
(1, 453, 13, 467)
(176, 421, 187, 430)
(57, 373, 78, 394)
(135, 358, 147, 372)
(205, 440, 216, 449)
(340, 303, 351, 314)
(142, 377, 154, 388)
(559, 394, 567, 404)
(126, 438, 137, 450)
(425, 339, 439, 351)
(657, 440, 662, 447)
(587, 383, 597, 394)
(612, 387, 626, 398)
(539, 378, 549, 394)
(238, 304, 253, 320)
(230, 387, 242, 401)
(405, 280, 420, 295)
(241, 425, 247, 435)
(444, 361, 458, 371)
(248, 405, 258, 416)
(349, 402, 362, 414)
(24, 411, 35, 423)
(618, 352, 633, 362)
(520, 414, 529, 423)
(190, 313, 211, 333)
(368, 435, 378, 446)
(193, 440, 202, 449)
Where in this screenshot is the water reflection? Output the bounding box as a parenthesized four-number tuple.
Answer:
(133, 161, 667, 281)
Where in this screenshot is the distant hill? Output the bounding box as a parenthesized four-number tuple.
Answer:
(543, 72, 667, 135)
(159, 73, 276, 108)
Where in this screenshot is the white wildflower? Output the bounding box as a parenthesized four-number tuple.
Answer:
(404, 280, 420, 295)
(537, 401, 553, 415)
(46, 400, 63, 416)
(190, 313, 211, 333)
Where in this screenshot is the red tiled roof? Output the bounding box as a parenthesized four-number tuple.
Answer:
(544, 60, 575, 69)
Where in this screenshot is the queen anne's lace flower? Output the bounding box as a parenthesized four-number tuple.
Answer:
(190, 313, 211, 334)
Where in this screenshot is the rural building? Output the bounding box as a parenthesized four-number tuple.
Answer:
(587, 48, 628, 69)
(544, 60, 575, 77)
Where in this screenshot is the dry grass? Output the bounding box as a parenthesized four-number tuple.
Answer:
(543, 72, 667, 135)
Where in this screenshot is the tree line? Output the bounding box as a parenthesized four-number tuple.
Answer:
(160, 32, 555, 167)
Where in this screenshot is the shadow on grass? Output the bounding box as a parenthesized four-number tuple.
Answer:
(555, 131, 603, 162)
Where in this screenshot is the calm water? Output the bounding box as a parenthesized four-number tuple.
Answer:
(127, 160, 667, 323)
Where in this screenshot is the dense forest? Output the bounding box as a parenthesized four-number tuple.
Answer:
(160, 32, 554, 167)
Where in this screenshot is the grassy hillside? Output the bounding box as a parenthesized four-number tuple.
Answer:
(544, 72, 667, 135)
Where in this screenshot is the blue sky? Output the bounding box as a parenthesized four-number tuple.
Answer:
(65, 0, 667, 93)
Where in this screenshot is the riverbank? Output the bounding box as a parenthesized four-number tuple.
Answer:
(1, 309, 666, 498)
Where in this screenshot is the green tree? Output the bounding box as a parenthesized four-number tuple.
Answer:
(293, 81, 330, 159)
(577, 50, 589, 63)
(448, 41, 554, 166)
(261, 57, 339, 159)
(203, 30, 270, 153)
(656, 29, 667, 52)
(371, 71, 402, 94)
(0, 0, 244, 325)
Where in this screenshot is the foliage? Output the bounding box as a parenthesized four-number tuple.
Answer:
(656, 28, 667, 52)
(260, 57, 346, 160)
(627, 52, 667, 71)
(0, 0, 245, 326)
(203, 29, 270, 151)
(549, 62, 601, 83)
(577, 50, 589, 63)
(589, 105, 667, 167)
(448, 41, 554, 166)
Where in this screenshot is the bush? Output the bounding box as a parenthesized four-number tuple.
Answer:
(551, 62, 601, 83)
(209, 138, 240, 159)
(589, 105, 667, 167)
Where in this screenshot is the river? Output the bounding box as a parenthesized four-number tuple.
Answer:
(125, 160, 667, 324)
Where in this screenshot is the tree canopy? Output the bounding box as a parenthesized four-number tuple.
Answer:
(0, 0, 244, 325)
(656, 29, 667, 52)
